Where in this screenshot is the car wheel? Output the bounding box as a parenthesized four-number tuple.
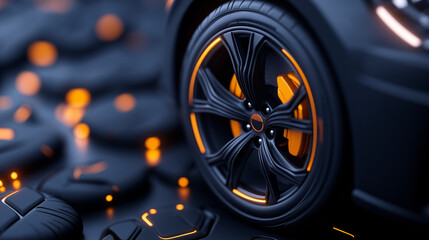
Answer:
(180, 0, 346, 227)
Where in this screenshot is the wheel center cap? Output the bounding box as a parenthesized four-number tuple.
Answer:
(250, 113, 264, 132)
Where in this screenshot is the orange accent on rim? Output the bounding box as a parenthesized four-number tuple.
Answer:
(250, 113, 264, 132)
(142, 212, 153, 227)
(281, 49, 317, 172)
(188, 37, 222, 105)
(190, 113, 206, 154)
(232, 189, 266, 204)
(229, 74, 244, 138)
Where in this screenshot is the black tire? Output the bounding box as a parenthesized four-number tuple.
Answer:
(180, 0, 345, 227)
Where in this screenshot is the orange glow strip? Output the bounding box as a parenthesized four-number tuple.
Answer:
(188, 37, 221, 105)
(376, 6, 421, 48)
(1, 190, 18, 203)
(232, 189, 266, 204)
(159, 230, 198, 240)
(142, 212, 153, 227)
(0, 128, 14, 140)
(190, 113, 206, 154)
(281, 49, 318, 172)
(333, 227, 355, 238)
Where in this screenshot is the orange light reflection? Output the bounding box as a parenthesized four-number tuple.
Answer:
(0, 96, 12, 110)
(73, 161, 107, 180)
(16, 71, 41, 96)
(0, 128, 14, 140)
(114, 93, 136, 112)
(14, 105, 32, 123)
(27, 41, 57, 67)
(95, 14, 124, 42)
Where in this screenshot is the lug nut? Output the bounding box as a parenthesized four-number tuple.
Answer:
(264, 107, 270, 114)
(245, 124, 251, 131)
(246, 101, 252, 110)
(268, 129, 275, 139)
(255, 137, 262, 146)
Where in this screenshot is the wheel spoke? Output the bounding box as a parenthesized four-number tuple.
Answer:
(258, 137, 306, 189)
(221, 32, 265, 108)
(266, 86, 312, 134)
(206, 132, 254, 189)
(191, 68, 248, 122)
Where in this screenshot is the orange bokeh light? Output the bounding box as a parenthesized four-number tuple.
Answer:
(146, 149, 161, 167)
(16, 71, 41, 96)
(165, 0, 174, 11)
(176, 204, 184, 211)
(0, 96, 12, 110)
(27, 41, 57, 67)
(12, 180, 21, 190)
(0, 128, 14, 140)
(66, 88, 91, 108)
(74, 123, 90, 139)
(14, 105, 32, 123)
(41, 145, 54, 158)
(114, 93, 136, 112)
(55, 103, 86, 127)
(105, 195, 113, 202)
(149, 209, 157, 214)
(145, 137, 161, 150)
(178, 177, 189, 188)
(95, 14, 124, 42)
(10, 172, 18, 180)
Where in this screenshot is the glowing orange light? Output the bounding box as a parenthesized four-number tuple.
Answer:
(106, 207, 114, 221)
(146, 149, 161, 167)
(145, 137, 161, 150)
(159, 230, 198, 240)
(105, 195, 113, 202)
(112, 185, 120, 192)
(40, 145, 54, 158)
(0, 180, 3, 187)
(73, 162, 107, 180)
(34, 0, 73, 13)
(27, 41, 57, 67)
(0, 96, 12, 110)
(178, 187, 190, 203)
(165, 0, 174, 10)
(176, 204, 184, 211)
(0, 186, 5, 193)
(333, 227, 355, 238)
(12, 180, 21, 190)
(14, 105, 32, 123)
(66, 88, 91, 108)
(95, 14, 124, 42)
(232, 189, 266, 204)
(73, 123, 90, 139)
(10, 172, 18, 180)
(114, 93, 136, 112)
(149, 209, 157, 214)
(55, 103, 86, 127)
(15, 71, 41, 96)
(178, 177, 189, 188)
(142, 213, 153, 227)
(190, 113, 205, 153)
(376, 6, 422, 48)
(0, 128, 14, 140)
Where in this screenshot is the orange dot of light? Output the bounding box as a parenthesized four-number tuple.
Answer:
(66, 88, 91, 108)
(41, 145, 54, 158)
(114, 93, 136, 112)
(13, 180, 21, 190)
(176, 204, 184, 211)
(10, 172, 18, 180)
(145, 137, 160, 150)
(74, 123, 90, 139)
(178, 177, 189, 188)
(105, 195, 113, 202)
(0, 128, 14, 140)
(149, 209, 157, 214)
(95, 14, 124, 42)
(55, 103, 86, 127)
(146, 149, 161, 167)
(27, 41, 57, 67)
(0, 96, 12, 110)
(14, 105, 32, 123)
(0, 180, 3, 187)
(16, 71, 41, 96)
(165, 0, 174, 11)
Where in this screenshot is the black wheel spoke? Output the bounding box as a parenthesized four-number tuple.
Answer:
(191, 68, 248, 122)
(206, 132, 254, 189)
(266, 86, 312, 134)
(221, 32, 265, 108)
(258, 137, 306, 189)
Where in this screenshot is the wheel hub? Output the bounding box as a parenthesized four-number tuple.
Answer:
(250, 113, 264, 132)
